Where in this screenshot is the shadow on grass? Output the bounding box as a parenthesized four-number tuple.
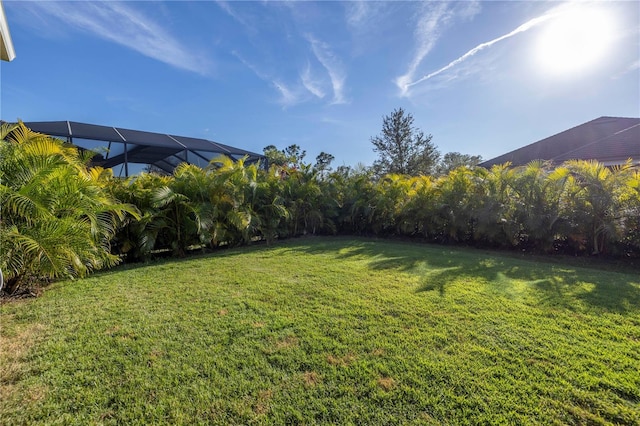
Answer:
(290, 237, 640, 314)
(89, 236, 639, 314)
(104, 243, 263, 274)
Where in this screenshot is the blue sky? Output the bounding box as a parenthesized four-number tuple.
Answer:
(1, 1, 638, 168)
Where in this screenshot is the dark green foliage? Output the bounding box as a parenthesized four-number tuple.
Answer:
(263, 144, 306, 168)
(3, 123, 639, 292)
(113, 157, 262, 259)
(0, 122, 138, 294)
(314, 151, 335, 176)
(371, 108, 440, 177)
(124, 158, 639, 258)
(436, 151, 483, 175)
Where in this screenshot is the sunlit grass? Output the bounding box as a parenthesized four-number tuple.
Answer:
(1, 237, 639, 424)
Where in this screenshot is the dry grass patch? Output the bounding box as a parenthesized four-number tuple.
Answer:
(274, 335, 298, 351)
(0, 321, 48, 410)
(0, 322, 46, 383)
(326, 352, 356, 366)
(104, 325, 121, 335)
(302, 371, 322, 387)
(377, 376, 396, 391)
(254, 389, 273, 415)
(24, 384, 48, 403)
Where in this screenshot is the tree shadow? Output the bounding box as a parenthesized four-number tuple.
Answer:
(289, 237, 640, 314)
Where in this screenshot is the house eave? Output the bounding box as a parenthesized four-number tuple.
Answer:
(0, 1, 16, 62)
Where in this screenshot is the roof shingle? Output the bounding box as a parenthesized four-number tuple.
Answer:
(480, 116, 640, 168)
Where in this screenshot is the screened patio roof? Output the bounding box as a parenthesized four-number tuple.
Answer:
(23, 120, 264, 176)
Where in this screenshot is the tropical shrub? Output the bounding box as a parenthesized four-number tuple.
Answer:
(205, 155, 259, 246)
(562, 160, 637, 255)
(4, 120, 639, 294)
(0, 122, 137, 294)
(249, 166, 289, 244)
(335, 166, 377, 235)
(109, 172, 175, 261)
(617, 168, 640, 255)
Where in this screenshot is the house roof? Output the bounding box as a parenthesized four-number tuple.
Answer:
(0, 0, 16, 61)
(22, 120, 264, 175)
(480, 116, 640, 168)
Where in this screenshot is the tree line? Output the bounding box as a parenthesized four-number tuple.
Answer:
(1, 117, 639, 295)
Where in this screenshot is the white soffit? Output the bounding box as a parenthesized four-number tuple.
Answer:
(0, 1, 16, 62)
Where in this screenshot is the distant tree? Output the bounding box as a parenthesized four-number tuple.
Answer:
(144, 164, 171, 175)
(263, 144, 307, 168)
(314, 151, 335, 175)
(437, 152, 483, 175)
(284, 144, 306, 167)
(371, 108, 440, 177)
(263, 145, 289, 167)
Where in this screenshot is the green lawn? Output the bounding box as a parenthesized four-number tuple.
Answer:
(2, 237, 639, 425)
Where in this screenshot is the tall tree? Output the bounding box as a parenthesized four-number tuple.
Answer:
(437, 152, 483, 175)
(263, 145, 289, 168)
(283, 144, 306, 168)
(314, 151, 335, 176)
(371, 108, 440, 177)
(263, 144, 307, 169)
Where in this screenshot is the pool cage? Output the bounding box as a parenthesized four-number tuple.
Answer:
(22, 121, 265, 177)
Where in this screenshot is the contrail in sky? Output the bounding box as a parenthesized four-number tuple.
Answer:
(406, 9, 561, 89)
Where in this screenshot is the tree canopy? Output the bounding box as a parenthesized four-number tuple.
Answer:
(371, 108, 440, 177)
(263, 144, 306, 168)
(436, 152, 483, 175)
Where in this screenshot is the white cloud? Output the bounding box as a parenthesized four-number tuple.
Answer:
(21, 2, 209, 76)
(344, 1, 390, 34)
(307, 35, 348, 105)
(395, 2, 480, 97)
(345, 1, 370, 29)
(233, 51, 304, 107)
(395, 3, 451, 97)
(612, 59, 640, 80)
(272, 81, 300, 107)
(215, 0, 254, 32)
(301, 63, 326, 99)
(232, 51, 268, 81)
(406, 12, 556, 90)
(216, 1, 243, 24)
(624, 60, 640, 73)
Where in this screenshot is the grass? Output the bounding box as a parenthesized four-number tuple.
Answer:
(1, 237, 639, 425)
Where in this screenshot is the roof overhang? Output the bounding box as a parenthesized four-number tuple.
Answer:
(0, 0, 15, 62)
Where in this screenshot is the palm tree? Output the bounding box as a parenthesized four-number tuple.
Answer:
(619, 168, 640, 255)
(110, 172, 173, 261)
(0, 122, 137, 294)
(505, 161, 572, 251)
(395, 174, 434, 237)
(204, 155, 257, 246)
(563, 160, 633, 255)
(471, 164, 517, 247)
(249, 166, 289, 244)
(151, 164, 202, 256)
(430, 167, 478, 243)
(337, 167, 377, 235)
